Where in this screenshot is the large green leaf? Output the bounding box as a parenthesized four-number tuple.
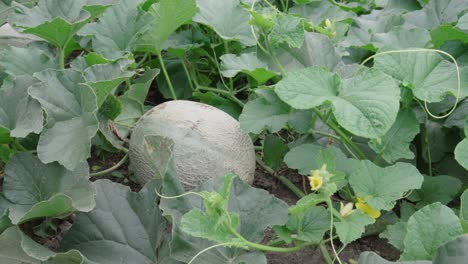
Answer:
(335, 210, 375, 245)
(289, 0, 353, 25)
(82, 60, 135, 107)
(160, 164, 288, 263)
(286, 206, 330, 243)
(269, 14, 305, 49)
(0, 44, 57, 77)
(29, 69, 98, 170)
(220, 52, 277, 84)
(136, 0, 196, 53)
(239, 89, 297, 134)
(349, 161, 424, 211)
(0, 75, 43, 138)
(433, 235, 468, 264)
(413, 175, 462, 209)
(78, 0, 149, 60)
(403, 0, 468, 29)
(401, 203, 464, 261)
(380, 221, 407, 251)
(263, 134, 288, 172)
(369, 109, 420, 163)
(358, 251, 431, 264)
(270, 32, 341, 73)
(275, 67, 400, 138)
(60, 179, 167, 264)
(193, 0, 255, 46)
(343, 9, 404, 48)
(455, 139, 468, 170)
(283, 144, 350, 175)
(2, 153, 95, 224)
(9, 0, 114, 49)
(0, 227, 91, 264)
(461, 189, 468, 232)
(372, 27, 431, 50)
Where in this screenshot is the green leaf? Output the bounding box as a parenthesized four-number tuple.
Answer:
(401, 203, 463, 261)
(156, 60, 193, 99)
(60, 179, 166, 264)
(455, 139, 468, 170)
(29, 69, 98, 170)
(289, 1, 354, 25)
(0, 75, 43, 138)
(372, 27, 431, 50)
(403, 0, 468, 29)
(458, 13, 468, 30)
(288, 192, 328, 215)
(136, 0, 196, 53)
(270, 32, 341, 73)
(78, 0, 149, 60)
(9, 0, 114, 49)
(335, 210, 375, 245)
(414, 175, 462, 209)
(433, 235, 468, 264)
(160, 171, 288, 263)
(349, 161, 424, 211)
(431, 25, 468, 48)
(380, 221, 407, 251)
(83, 60, 135, 107)
(286, 206, 329, 243)
(2, 153, 95, 224)
(239, 89, 292, 134)
(0, 227, 91, 264)
(269, 14, 305, 49)
(161, 29, 204, 57)
(461, 189, 468, 232)
(220, 52, 277, 84)
(343, 9, 404, 48)
(374, 51, 460, 103)
(358, 251, 431, 264)
(194, 91, 241, 119)
(444, 100, 468, 129)
(263, 135, 288, 172)
(0, 45, 57, 77)
(369, 109, 420, 163)
(275, 67, 400, 138)
(193, 0, 255, 46)
(284, 144, 349, 175)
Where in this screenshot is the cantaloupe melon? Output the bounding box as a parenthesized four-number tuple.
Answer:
(129, 100, 255, 189)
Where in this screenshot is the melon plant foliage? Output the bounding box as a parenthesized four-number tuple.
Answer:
(0, 0, 467, 263)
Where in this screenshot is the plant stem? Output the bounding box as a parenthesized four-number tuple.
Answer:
(197, 86, 245, 107)
(90, 154, 129, 177)
(319, 244, 334, 264)
(59, 48, 65, 70)
(12, 140, 27, 151)
(229, 226, 315, 253)
(256, 156, 305, 198)
(223, 40, 234, 91)
(157, 51, 177, 100)
(326, 197, 343, 264)
(181, 59, 195, 91)
(262, 29, 287, 76)
(312, 108, 367, 160)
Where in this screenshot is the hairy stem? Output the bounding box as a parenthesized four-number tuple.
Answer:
(90, 154, 129, 177)
(256, 156, 305, 198)
(157, 51, 177, 100)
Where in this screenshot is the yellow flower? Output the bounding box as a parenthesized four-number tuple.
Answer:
(340, 202, 355, 218)
(355, 196, 381, 220)
(308, 174, 323, 191)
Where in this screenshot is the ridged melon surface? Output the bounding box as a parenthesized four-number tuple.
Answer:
(129, 100, 256, 189)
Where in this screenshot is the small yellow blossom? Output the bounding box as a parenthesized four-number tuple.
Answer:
(325, 19, 332, 29)
(355, 197, 381, 220)
(308, 174, 323, 191)
(340, 202, 355, 218)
